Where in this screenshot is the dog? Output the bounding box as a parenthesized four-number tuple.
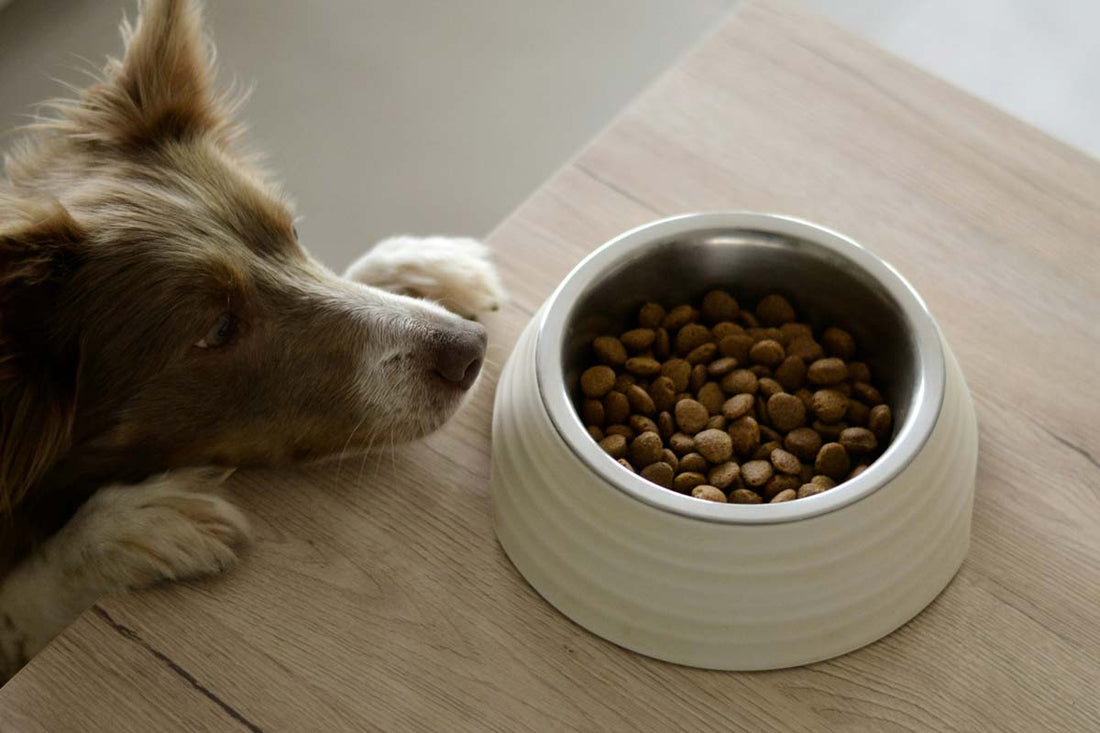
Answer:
(0, 0, 504, 681)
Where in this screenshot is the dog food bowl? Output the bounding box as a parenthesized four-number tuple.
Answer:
(490, 212, 978, 670)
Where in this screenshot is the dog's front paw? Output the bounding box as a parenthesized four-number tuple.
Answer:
(65, 470, 251, 590)
(344, 236, 506, 318)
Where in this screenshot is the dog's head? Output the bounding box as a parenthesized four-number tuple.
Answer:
(0, 0, 486, 512)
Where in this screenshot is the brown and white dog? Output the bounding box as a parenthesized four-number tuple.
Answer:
(0, 0, 503, 680)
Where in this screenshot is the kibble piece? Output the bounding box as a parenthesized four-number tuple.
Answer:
(660, 359, 692, 392)
(638, 302, 666, 329)
(811, 389, 849, 423)
(629, 414, 658, 435)
(669, 432, 695, 455)
(759, 425, 782, 444)
(662, 305, 698, 330)
(758, 377, 784, 399)
(657, 411, 675, 439)
(749, 365, 773, 378)
(629, 431, 664, 467)
(688, 364, 707, 392)
(737, 310, 760, 328)
(593, 336, 627, 366)
(853, 381, 884, 406)
(780, 322, 813, 342)
(605, 424, 634, 439)
(604, 390, 630, 424)
(868, 404, 893, 440)
(749, 339, 786, 367)
(697, 382, 726, 415)
(765, 474, 800, 498)
(675, 399, 710, 434)
(795, 388, 815, 411)
(685, 342, 718, 365)
(617, 458, 635, 473)
(741, 460, 774, 488)
(625, 356, 661, 378)
(798, 483, 826, 499)
(704, 416, 725, 432)
(598, 434, 627, 459)
(692, 485, 728, 503)
(728, 415, 760, 456)
(815, 442, 851, 479)
(835, 381, 852, 397)
(674, 471, 707, 493)
(784, 427, 822, 462)
(581, 399, 605, 427)
(701, 289, 740, 323)
(756, 294, 797, 326)
(774, 356, 807, 391)
(799, 463, 815, 483)
(722, 393, 755, 420)
(707, 356, 739, 377)
(848, 464, 869, 479)
(625, 384, 656, 416)
(679, 452, 708, 473)
(718, 333, 755, 363)
(753, 440, 780, 461)
(846, 399, 870, 426)
(749, 327, 784, 345)
(662, 449, 679, 473)
(695, 429, 733, 463)
(786, 336, 825, 363)
(580, 366, 616, 397)
(712, 321, 743, 339)
(613, 374, 636, 393)
(676, 323, 712, 354)
(822, 327, 856, 360)
(653, 328, 671, 358)
(770, 488, 797, 503)
(770, 448, 802, 475)
(730, 488, 763, 504)
(722, 369, 759, 395)
(807, 357, 849, 385)
(767, 393, 807, 433)
(620, 328, 655, 352)
(708, 461, 740, 489)
(813, 419, 848, 440)
(648, 376, 677, 412)
(848, 361, 872, 384)
(587, 425, 604, 442)
(811, 475, 837, 489)
(640, 461, 675, 489)
(839, 426, 877, 454)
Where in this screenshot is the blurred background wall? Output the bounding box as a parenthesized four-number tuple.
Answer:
(1, 0, 1096, 270)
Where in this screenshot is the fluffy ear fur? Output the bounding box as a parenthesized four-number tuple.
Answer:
(0, 198, 84, 516)
(55, 0, 235, 146)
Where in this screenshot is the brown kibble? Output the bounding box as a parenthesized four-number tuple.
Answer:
(759, 425, 782, 444)
(798, 483, 826, 499)
(625, 356, 661, 377)
(722, 393, 755, 420)
(811, 389, 849, 423)
(587, 425, 604, 442)
(795, 388, 814, 411)
(786, 336, 825, 362)
(767, 393, 807, 433)
(674, 471, 707, 493)
(648, 375, 677, 412)
(770, 448, 802, 475)
(784, 427, 822, 462)
(620, 328, 655, 352)
(676, 323, 712, 354)
(638, 302, 666, 329)
(679, 452, 708, 473)
(869, 404, 893, 440)
(662, 304, 697, 330)
(756, 294, 797, 326)
(701, 289, 740, 323)
(706, 415, 727, 430)
(711, 321, 743, 339)
(581, 399, 605, 427)
(580, 365, 615, 397)
(749, 339, 786, 367)
(846, 399, 870, 426)
(813, 419, 848, 440)
(708, 461, 740, 489)
(605, 424, 634, 439)
(685, 342, 718, 365)
(707, 356, 739, 377)
(822, 327, 856, 360)
(807, 357, 849, 385)
(811, 475, 837, 489)
(799, 463, 815, 484)
(774, 356, 807, 391)
(625, 384, 656, 415)
(758, 377, 784, 398)
(617, 458, 635, 473)
(593, 336, 627, 365)
(604, 390, 630, 424)
(839, 427, 877, 454)
(661, 358, 692, 392)
(614, 373, 636, 392)
(653, 328, 671, 359)
(749, 327, 784, 345)
(848, 464, 869, 479)
(854, 381, 885, 406)
(662, 449, 679, 473)
(741, 460, 774, 487)
(721, 369, 758, 395)
(728, 415, 760, 456)
(736, 310, 760, 328)
(669, 432, 695, 455)
(718, 333, 755, 363)
(697, 382, 726, 415)
(657, 411, 675, 439)
(753, 440, 781, 461)
(770, 488, 797, 503)
(629, 414, 658, 435)
(675, 399, 709, 434)
(640, 461, 674, 489)
(689, 363, 708, 392)
(780, 322, 813, 342)
(629, 431, 664, 467)
(692, 485, 728, 502)
(815, 442, 851, 479)
(730, 488, 763, 504)
(848, 361, 872, 384)
(598, 434, 627, 459)
(749, 365, 773, 378)
(695, 429, 733, 463)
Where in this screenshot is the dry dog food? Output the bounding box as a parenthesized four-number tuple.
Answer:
(577, 291, 893, 504)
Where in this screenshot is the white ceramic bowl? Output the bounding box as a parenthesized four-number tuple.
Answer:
(490, 213, 978, 670)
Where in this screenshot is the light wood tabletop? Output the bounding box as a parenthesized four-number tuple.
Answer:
(2, 1, 1099, 730)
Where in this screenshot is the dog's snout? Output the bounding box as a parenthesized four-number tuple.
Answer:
(430, 321, 487, 389)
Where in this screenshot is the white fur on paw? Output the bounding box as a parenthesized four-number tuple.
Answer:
(66, 470, 251, 590)
(344, 236, 506, 318)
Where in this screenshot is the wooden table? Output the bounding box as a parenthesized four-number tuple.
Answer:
(3, 1, 1099, 730)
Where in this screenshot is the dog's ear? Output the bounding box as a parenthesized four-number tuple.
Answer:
(0, 199, 85, 516)
(71, 0, 235, 147)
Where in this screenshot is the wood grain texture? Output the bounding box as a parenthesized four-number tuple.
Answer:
(2, 1, 1098, 730)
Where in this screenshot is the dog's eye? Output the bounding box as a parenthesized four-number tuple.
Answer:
(195, 313, 237, 349)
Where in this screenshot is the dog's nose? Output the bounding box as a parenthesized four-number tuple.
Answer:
(430, 320, 487, 389)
